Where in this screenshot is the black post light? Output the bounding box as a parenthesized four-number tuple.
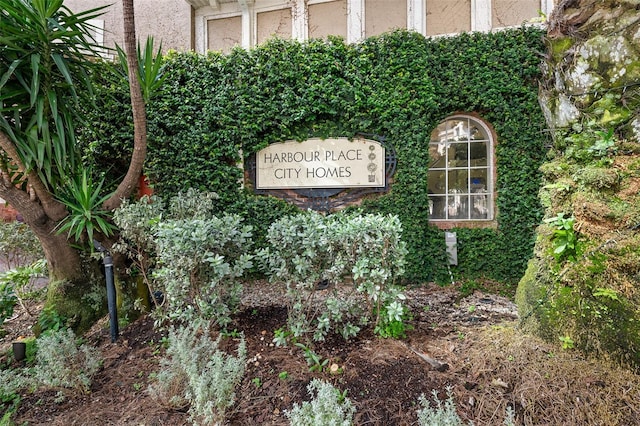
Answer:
(93, 239, 119, 342)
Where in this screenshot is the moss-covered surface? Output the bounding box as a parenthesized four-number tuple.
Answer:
(39, 277, 106, 335)
(518, 0, 640, 370)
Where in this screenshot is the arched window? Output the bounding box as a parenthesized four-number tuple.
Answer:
(428, 115, 495, 222)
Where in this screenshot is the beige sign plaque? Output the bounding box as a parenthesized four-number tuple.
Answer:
(256, 137, 385, 189)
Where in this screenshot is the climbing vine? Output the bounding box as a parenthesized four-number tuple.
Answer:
(80, 27, 548, 285)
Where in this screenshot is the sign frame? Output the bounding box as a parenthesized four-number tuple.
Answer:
(256, 137, 385, 190)
(246, 135, 396, 211)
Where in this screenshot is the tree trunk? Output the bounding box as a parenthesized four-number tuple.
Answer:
(0, 135, 105, 333)
(103, 0, 147, 211)
(0, 174, 104, 333)
(33, 221, 106, 334)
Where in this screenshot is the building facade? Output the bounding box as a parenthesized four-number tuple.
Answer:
(54, 0, 554, 229)
(63, 0, 194, 54)
(64, 0, 555, 54)
(189, 0, 553, 53)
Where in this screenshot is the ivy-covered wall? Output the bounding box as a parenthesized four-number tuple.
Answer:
(83, 28, 548, 285)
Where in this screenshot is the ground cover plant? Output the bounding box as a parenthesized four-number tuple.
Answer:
(2, 202, 640, 425)
(2, 282, 640, 425)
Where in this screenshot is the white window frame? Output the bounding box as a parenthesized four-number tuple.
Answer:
(428, 115, 495, 223)
(190, 0, 556, 52)
(86, 19, 109, 59)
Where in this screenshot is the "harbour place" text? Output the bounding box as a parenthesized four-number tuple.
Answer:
(256, 138, 384, 189)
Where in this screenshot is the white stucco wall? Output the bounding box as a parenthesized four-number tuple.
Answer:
(64, 0, 193, 53)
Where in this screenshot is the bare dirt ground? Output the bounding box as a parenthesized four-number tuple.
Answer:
(2, 280, 640, 426)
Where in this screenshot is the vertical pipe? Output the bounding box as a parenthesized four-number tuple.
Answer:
(103, 252, 119, 342)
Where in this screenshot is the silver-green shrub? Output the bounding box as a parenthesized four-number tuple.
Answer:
(0, 369, 32, 404)
(112, 190, 253, 326)
(149, 320, 247, 425)
(153, 214, 253, 326)
(417, 388, 516, 426)
(257, 210, 407, 342)
(167, 187, 219, 220)
(286, 378, 355, 426)
(112, 195, 165, 304)
(34, 328, 102, 394)
(417, 388, 469, 426)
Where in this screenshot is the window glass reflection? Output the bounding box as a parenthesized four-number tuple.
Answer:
(446, 194, 468, 219)
(447, 143, 468, 168)
(428, 195, 446, 219)
(429, 144, 446, 168)
(448, 170, 468, 192)
(469, 124, 489, 140)
(428, 170, 446, 194)
(469, 141, 487, 166)
(427, 115, 493, 221)
(471, 194, 489, 219)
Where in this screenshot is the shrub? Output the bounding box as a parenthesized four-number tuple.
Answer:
(0, 259, 47, 319)
(112, 195, 165, 304)
(149, 320, 247, 425)
(0, 278, 16, 327)
(0, 221, 43, 270)
(286, 379, 355, 426)
(0, 369, 30, 406)
(113, 190, 253, 326)
(34, 328, 103, 394)
(258, 210, 408, 342)
(417, 388, 469, 426)
(153, 214, 253, 327)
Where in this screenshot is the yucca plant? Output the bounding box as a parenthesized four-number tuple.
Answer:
(116, 36, 166, 103)
(0, 0, 109, 189)
(0, 0, 154, 329)
(56, 168, 115, 245)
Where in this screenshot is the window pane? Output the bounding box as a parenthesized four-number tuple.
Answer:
(207, 16, 242, 53)
(471, 194, 489, 219)
(469, 141, 487, 166)
(428, 170, 446, 194)
(470, 170, 487, 191)
(426, 0, 471, 36)
(430, 123, 446, 142)
(429, 144, 446, 168)
(429, 195, 446, 219)
(365, 0, 407, 37)
(448, 143, 468, 167)
(309, 0, 347, 39)
(493, 0, 539, 28)
(447, 194, 468, 219)
(448, 170, 468, 192)
(432, 121, 463, 142)
(449, 119, 470, 141)
(469, 123, 489, 140)
(257, 9, 292, 44)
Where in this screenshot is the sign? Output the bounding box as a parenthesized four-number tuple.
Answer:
(256, 137, 385, 189)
